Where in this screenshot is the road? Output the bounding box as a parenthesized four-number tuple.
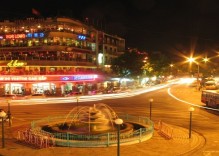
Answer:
(1, 82, 219, 155)
(168, 84, 219, 156)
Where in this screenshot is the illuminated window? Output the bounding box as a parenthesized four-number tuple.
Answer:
(98, 53, 103, 64)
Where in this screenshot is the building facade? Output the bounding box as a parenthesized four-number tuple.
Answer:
(0, 17, 125, 95)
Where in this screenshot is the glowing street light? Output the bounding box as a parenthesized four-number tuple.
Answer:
(202, 57, 209, 74)
(188, 107, 195, 139)
(76, 96, 80, 111)
(203, 57, 209, 63)
(0, 109, 7, 148)
(187, 57, 195, 63)
(149, 98, 153, 120)
(169, 64, 174, 75)
(187, 57, 200, 86)
(115, 118, 123, 156)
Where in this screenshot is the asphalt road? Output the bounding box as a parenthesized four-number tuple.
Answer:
(0, 83, 219, 155)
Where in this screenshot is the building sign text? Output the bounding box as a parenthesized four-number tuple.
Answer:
(7, 60, 26, 67)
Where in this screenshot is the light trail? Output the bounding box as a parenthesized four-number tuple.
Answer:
(0, 84, 170, 106)
(167, 87, 219, 112)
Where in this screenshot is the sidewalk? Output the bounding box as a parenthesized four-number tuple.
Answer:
(0, 124, 205, 156)
(0, 85, 206, 156)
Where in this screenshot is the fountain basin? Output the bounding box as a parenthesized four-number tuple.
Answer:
(30, 103, 154, 147)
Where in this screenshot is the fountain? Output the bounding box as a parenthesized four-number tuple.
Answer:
(31, 103, 154, 147)
(74, 104, 117, 133)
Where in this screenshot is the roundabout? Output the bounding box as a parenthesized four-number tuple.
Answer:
(30, 103, 154, 147)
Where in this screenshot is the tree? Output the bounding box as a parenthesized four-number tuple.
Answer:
(148, 51, 170, 76)
(111, 50, 146, 77)
(141, 62, 153, 76)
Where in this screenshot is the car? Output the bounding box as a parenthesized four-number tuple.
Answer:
(14, 94, 28, 100)
(28, 93, 46, 99)
(64, 92, 82, 97)
(204, 81, 217, 90)
(0, 94, 17, 100)
(0, 94, 28, 100)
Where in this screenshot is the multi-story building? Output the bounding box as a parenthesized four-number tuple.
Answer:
(0, 17, 125, 96)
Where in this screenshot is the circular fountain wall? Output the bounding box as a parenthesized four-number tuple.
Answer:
(32, 103, 154, 147)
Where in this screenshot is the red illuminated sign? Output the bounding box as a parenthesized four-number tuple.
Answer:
(0, 75, 98, 82)
(0, 76, 47, 81)
(5, 34, 26, 39)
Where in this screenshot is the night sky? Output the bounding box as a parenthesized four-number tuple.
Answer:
(1, 0, 219, 56)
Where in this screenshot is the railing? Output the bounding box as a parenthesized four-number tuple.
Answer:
(30, 114, 154, 147)
(17, 128, 55, 148)
(154, 120, 173, 139)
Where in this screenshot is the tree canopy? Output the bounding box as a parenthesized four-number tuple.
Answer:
(111, 50, 171, 78)
(111, 50, 146, 77)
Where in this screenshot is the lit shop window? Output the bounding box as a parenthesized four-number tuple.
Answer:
(98, 53, 103, 64)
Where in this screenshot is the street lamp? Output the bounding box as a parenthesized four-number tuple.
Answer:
(137, 76, 140, 86)
(197, 63, 200, 80)
(0, 109, 7, 148)
(115, 118, 123, 156)
(76, 96, 80, 111)
(188, 107, 195, 139)
(202, 57, 209, 73)
(7, 100, 11, 127)
(169, 64, 173, 75)
(187, 57, 199, 78)
(149, 98, 153, 120)
(203, 57, 209, 63)
(187, 57, 200, 88)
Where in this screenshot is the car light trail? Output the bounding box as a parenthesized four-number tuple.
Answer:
(0, 82, 172, 106)
(167, 88, 219, 112)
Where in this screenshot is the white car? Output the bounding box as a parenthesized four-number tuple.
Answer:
(204, 81, 217, 90)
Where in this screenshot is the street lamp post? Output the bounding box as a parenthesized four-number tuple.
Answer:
(197, 63, 200, 79)
(149, 98, 153, 120)
(203, 57, 209, 73)
(169, 64, 173, 75)
(7, 100, 11, 127)
(115, 118, 123, 156)
(197, 63, 200, 90)
(188, 107, 195, 138)
(137, 76, 140, 86)
(76, 96, 80, 111)
(187, 57, 200, 89)
(0, 110, 7, 148)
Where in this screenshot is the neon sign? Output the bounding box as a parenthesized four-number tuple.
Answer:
(72, 75, 97, 81)
(0, 75, 97, 82)
(78, 35, 86, 40)
(5, 34, 26, 39)
(62, 77, 70, 80)
(61, 75, 98, 81)
(26, 32, 44, 38)
(7, 60, 26, 67)
(0, 76, 47, 81)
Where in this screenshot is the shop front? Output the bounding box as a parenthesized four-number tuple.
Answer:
(0, 74, 99, 96)
(32, 83, 56, 95)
